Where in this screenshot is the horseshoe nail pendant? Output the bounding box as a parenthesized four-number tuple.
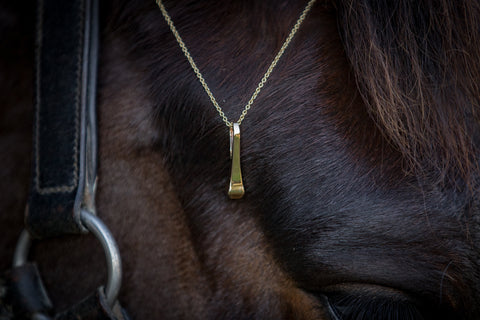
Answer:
(228, 123, 245, 199)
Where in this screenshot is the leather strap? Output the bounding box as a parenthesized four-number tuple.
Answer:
(2, 263, 52, 318)
(26, 0, 99, 238)
(8, 2, 131, 318)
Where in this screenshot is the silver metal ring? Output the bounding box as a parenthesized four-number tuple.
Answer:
(13, 229, 31, 268)
(79, 210, 122, 307)
(12, 210, 122, 307)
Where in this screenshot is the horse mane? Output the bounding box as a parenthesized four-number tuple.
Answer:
(336, 0, 480, 189)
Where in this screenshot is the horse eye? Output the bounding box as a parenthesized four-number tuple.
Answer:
(321, 291, 425, 320)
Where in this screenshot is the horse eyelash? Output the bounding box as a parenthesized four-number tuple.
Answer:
(322, 292, 425, 320)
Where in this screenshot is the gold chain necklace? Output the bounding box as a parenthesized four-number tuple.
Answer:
(155, 0, 317, 199)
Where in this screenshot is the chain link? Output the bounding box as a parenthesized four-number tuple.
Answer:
(155, 0, 317, 127)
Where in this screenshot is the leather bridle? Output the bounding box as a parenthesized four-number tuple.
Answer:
(0, 0, 128, 318)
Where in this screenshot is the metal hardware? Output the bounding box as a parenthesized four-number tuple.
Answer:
(228, 123, 245, 199)
(31, 313, 51, 320)
(13, 210, 122, 308)
(155, 0, 317, 127)
(79, 210, 121, 307)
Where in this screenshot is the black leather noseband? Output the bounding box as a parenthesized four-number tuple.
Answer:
(27, 0, 99, 238)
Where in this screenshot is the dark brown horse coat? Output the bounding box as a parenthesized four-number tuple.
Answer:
(1, 0, 480, 319)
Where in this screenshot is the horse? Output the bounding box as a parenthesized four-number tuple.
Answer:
(1, 0, 480, 318)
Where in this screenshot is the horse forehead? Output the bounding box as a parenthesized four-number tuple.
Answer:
(113, 0, 479, 261)
(102, 0, 480, 313)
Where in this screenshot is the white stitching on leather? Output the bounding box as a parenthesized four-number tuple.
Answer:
(35, 0, 83, 194)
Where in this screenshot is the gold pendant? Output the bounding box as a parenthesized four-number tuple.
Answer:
(228, 123, 245, 199)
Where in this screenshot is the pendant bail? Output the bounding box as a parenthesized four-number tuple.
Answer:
(228, 123, 245, 199)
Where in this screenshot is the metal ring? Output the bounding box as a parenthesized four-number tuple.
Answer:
(12, 210, 122, 307)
